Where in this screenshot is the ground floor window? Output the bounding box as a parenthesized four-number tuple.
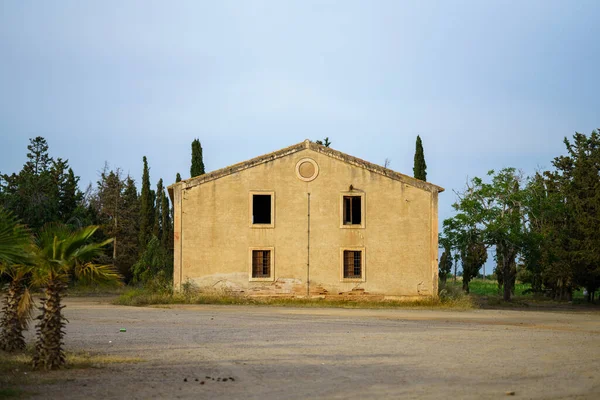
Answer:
(343, 250, 362, 279)
(249, 247, 275, 281)
(340, 247, 365, 282)
(252, 250, 271, 278)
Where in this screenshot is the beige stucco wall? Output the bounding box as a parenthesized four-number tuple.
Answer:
(171, 147, 440, 298)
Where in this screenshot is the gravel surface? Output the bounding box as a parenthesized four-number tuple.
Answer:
(16, 297, 600, 399)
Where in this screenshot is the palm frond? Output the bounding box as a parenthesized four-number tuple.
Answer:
(0, 207, 33, 266)
(74, 263, 122, 286)
(63, 225, 100, 256)
(71, 238, 114, 263)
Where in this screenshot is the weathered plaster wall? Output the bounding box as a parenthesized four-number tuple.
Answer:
(171, 146, 440, 298)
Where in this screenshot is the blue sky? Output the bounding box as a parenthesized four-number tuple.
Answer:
(1, 0, 599, 231)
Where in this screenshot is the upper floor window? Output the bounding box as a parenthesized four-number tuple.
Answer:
(249, 191, 275, 228)
(340, 192, 365, 228)
(343, 196, 361, 225)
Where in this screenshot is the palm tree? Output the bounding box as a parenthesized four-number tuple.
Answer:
(31, 224, 120, 370)
(0, 207, 34, 352)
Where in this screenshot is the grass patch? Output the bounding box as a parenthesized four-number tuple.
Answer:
(0, 347, 143, 397)
(113, 286, 475, 310)
(0, 388, 24, 399)
(65, 282, 127, 297)
(466, 279, 531, 297)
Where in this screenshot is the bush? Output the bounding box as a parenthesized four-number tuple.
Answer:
(132, 236, 172, 285)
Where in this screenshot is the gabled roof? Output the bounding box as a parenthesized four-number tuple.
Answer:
(168, 140, 444, 198)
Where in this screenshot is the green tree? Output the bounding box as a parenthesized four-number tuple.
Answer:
(553, 131, 600, 301)
(60, 168, 81, 223)
(153, 179, 163, 239)
(315, 138, 331, 147)
(119, 176, 140, 282)
(31, 224, 120, 370)
(448, 168, 527, 301)
(413, 135, 427, 181)
(442, 214, 488, 293)
(0, 137, 60, 230)
(190, 139, 205, 178)
(438, 238, 453, 285)
(139, 156, 154, 252)
(160, 187, 172, 251)
(0, 207, 34, 351)
(461, 236, 488, 293)
(96, 167, 122, 260)
(132, 236, 170, 285)
(94, 168, 140, 283)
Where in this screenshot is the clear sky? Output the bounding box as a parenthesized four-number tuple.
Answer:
(1, 1, 599, 231)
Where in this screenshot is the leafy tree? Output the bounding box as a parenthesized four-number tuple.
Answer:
(31, 224, 119, 370)
(132, 236, 170, 284)
(521, 171, 571, 297)
(461, 236, 488, 293)
(94, 168, 140, 283)
(413, 135, 427, 181)
(190, 139, 205, 178)
(438, 238, 453, 285)
(176, 173, 181, 183)
(0, 207, 34, 351)
(445, 168, 526, 300)
(553, 131, 600, 301)
(494, 243, 517, 295)
(139, 156, 154, 252)
(315, 138, 331, 147)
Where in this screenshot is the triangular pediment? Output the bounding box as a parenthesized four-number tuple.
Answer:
(168, 140, 444, 197)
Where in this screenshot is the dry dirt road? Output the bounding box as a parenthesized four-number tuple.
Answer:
(14, 297, 600, 399)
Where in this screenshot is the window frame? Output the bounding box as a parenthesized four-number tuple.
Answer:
(339, 247, 366, 282)
(339, 192, 365, 228)
(249, 247, 275, 282)
(249, 190, 275, 228)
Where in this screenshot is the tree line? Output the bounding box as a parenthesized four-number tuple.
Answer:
(0, 136, 207, 285)
(0, 136, 207, 369)
(440, 130, 600, 303)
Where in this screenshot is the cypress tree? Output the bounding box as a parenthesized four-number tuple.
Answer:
(175, 173, 181, 183)
(153, 179, 163, 240)
(60, 168, 80, 222)
(120, 176, 140, 282)
(161, 188, 171, 250)
(139, 156, 153, 251)
(190, 139, 205, 178)
(413, 135, 427, 181)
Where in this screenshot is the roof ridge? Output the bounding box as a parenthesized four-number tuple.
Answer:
(168, 140, 444, 194)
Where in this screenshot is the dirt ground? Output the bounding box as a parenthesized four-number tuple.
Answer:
(10, 297, 600, 399)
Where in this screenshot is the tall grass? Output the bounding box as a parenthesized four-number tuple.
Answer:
(113, 286, 475, 310)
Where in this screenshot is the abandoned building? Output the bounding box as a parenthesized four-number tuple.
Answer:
(167, 140, 444, 299)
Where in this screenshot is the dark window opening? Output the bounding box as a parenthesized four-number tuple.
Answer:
(252, 250, 271, 278)
(253, 194, 271, 224)
(343, 196, 362, 225)
(343, 250, 362, 279)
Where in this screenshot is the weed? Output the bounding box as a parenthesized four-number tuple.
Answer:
(113, 287, 476, 310)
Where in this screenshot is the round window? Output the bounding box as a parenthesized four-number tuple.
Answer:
(295, 158, 319, 182)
